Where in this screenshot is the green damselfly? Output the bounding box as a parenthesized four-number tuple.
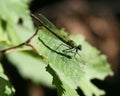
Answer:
(31, 13, 81, 57)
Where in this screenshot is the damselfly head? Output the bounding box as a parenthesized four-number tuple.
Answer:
(77, 45, 82, 50)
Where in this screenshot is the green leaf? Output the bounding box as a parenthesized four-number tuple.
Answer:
(72, 35, 113, 79)
(46, 65, 65, 96)
(6, 51, 53, 87)
(0, 0, 34, 48)
(71, 35, 113, 96)
(46, 65, 79, 96)
(30, 28, 113, 96)
(0, 63, 15, 96)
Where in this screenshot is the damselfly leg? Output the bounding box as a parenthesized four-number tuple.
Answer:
(55, 43, 81, 56)
(55, 43, 85, 63)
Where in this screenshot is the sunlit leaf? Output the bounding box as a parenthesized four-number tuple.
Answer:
(30, 28, 113, 96)
(7, 51, 53, 87)
(0, 0, 34, 48)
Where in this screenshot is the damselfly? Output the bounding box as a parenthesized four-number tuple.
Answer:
(31, 13, 82, 57)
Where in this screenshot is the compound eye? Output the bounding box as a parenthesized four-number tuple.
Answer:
(78, 45, 82, 50)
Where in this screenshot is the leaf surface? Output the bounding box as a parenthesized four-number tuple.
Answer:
(7, 51, 53, 87)
(30, 29, 113, 96)
(0, 0, 34, 48)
